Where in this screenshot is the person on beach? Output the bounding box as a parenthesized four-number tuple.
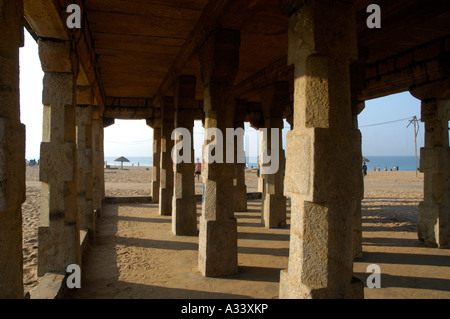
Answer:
(194, 158, 201, 182)
(362, 162, 367, 177)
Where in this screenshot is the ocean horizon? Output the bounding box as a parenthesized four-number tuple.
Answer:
(102, 155, 420, 172)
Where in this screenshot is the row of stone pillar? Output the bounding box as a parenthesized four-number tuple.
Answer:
(0, 1, 105, 297)
(1, 0, 449, 300)
(36, 38, 106, 278)
(147, 29, 290, 278)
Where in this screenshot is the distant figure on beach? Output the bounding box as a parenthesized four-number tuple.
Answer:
(362, 162, 367, 177)
(194, 158, 201, 182)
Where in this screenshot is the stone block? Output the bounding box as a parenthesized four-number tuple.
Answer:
(39, 142, 75, 183)
(172, 196, 197, 236)
(0, 119, 25, 211)
(38, 40, 72, 73)
(285, 128, 362, 202)
(198, 217, 238, 277)
(37, 223, 80, 277)
(262, 194, 287, 228)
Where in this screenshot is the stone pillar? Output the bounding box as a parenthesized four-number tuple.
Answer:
(76, 100, 94, 236)
(234, 100, 247, 212)
(99, 120, 106, 201)
(350, 53, 368, 259)
(159, 97, 175, 216)
(0, 0, 25, 298)
(258, 131, 264, 193)
(279, 0, 364, 299)
(146, 118, 161, 203)
(410, 80, 450, 248)
(92, 107, 103, 215)
(198, 29, 240, 277)
(172, 76, 197, 235)
(260, 82, 288, 228)
(37, 39, 81, 277)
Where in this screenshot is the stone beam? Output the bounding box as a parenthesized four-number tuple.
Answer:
(153, 0, 266, 106)
(24, 0, 106, 115)
(361, 36, 450, 101)
(23, 0, 69, 41)
(104, 97, 154, 119)
(234, 56, 294, 100)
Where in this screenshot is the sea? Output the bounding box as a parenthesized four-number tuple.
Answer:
(103, 155, 420, 172)
(362, 156, 420, 172)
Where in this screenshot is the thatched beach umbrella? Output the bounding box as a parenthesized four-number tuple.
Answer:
(114, 156, 130, 169)
(362, 157, 370, 163)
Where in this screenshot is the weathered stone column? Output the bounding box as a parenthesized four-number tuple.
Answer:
(0, 0, 25, 298)
(99, 119, 106, 201)
(172, 76, 197, 235)
(279, 0, 364, 299)
(159, 97, 175, 216)
(260, 82, 288, 228)
(234, 100, 247, 212)
(146, 118, 161, 203)
(351, 53, 368, 259)
(258, 131, 264, 193)
(92, 107, 103, 215)
(198, 29, 240, 276)
(76, 90, 94, 236)
(410, 80, 450, 248)
(37, 39, 81, 277)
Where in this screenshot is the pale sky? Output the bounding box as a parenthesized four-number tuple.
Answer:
(20, 30, 424, 160)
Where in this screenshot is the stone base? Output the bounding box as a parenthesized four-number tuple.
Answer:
(262, 194, 287, 228)
(279, 269, 364, 299)
(151, 181, 159, 204)
(172, 197, 197, 236)
(418, 201, 449, 248)
(37, 224, 80, 277)
(198, 217, 238, 277)
(159, 188, 172, 216)
(233, 185, 247, 212)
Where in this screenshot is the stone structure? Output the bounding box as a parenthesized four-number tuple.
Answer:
(410, 79, 450, 248)
(76, 94, 95, 236)
(37, 39, 82, 277)
(233, 100, 248, 212)
(148, 119, 161, 204)
(260, 82, 288, 228)
(0, 0, 26, 299)
(159, 97, 175, 216)
(172, 76, 197, 235)
(198, 29, 240, 277)
(1, 0, 449, 299)
(278, 0, 364, 298)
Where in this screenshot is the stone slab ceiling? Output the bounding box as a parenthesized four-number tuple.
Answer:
(82, 0, 450, 103)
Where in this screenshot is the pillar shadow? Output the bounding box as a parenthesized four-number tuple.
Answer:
(220, 266, 283, 283)
(356, 251, 450, 268)
(66, 203, 248, 299)
(354, 272, 450, 293)
(238, 232, 290, 242)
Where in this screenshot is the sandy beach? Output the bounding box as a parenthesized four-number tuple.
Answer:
(21, 166, 450, 298)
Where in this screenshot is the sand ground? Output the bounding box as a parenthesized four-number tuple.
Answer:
(22, 166, 450, 299)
